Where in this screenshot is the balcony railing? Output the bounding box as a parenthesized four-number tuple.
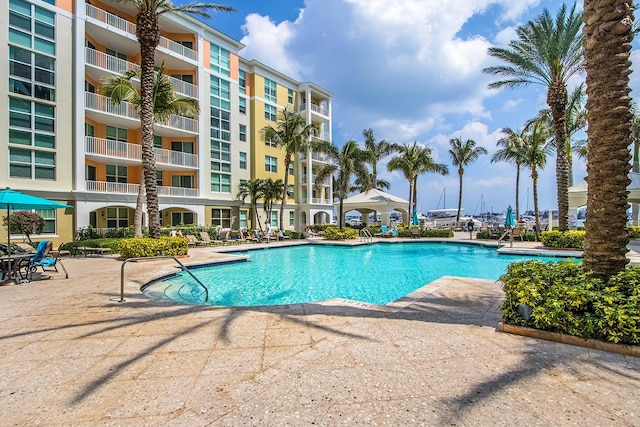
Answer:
(303, 198, 332, 204)
(85, 48, 198, 98)
(85, 181, 199, 197)
(85, 92, 198, 133)
(85, 137, 198, 168)
(299, 103, 329, 116)
(86, 4, 197, 61)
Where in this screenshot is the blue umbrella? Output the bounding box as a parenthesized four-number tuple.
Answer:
(0, 189, 72, 273)
(412, 209, 419, 226)
(505, 205, 515, 228)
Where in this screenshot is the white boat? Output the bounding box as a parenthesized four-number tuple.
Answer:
(423, 209, 482, 230)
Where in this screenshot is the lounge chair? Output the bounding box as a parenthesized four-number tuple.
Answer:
(377, 225, 389, 237)
(185, 234, 205, 247)
(13, 242, 36, 253)
(19, 241, 69, 281)
(410, 227, 421, 238)
(512, 227, 524, 242)
(50, 242, 71, 258)
(199, 231, 216, 246)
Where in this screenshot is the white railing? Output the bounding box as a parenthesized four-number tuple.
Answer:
(86, 4, 197, 61)
(85, 48, 197, 98)
(157, 186, 199, 197)
(85, 181, 198, 197)
(301, 175, 317, 185)
(303, 198, 331, 204)
(86, 92, 138, 120)
(85, 137, 198, 168)
(300, 103, 329, 116)
(162, 114, 198, 133)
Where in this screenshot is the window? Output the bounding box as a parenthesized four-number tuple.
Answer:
(239, 97, 246, 114)
(239, 124, 246, 142)
(289, 211, 295, 227)
(106, 164, 127, 183)
(171, 74, 193, 84)
(9, 0, 55, 55)
(265, 155, 277, 173)
(264, 104, 277, 121)
(35, 208, 55, 233)
(288, 161, 294, 176)
(171, 211, 194, 226)
(288, 89, 294, 104)
(106, 207, 129, 229)
(211, 208, 231, 228)
(210, 173, 231, 193)
(264, 78, 276, 103)
(210, 108, 231, 141)
(288, 185, 294, 197)
(153, 135, 162, 148)
(210, 77, 230, 110)
(85, 123, 95, 137)
(239, 152, 247, 169)
(265, 139, 277, 148)
(270, 211, 277, 226)
(9, 147, 55, 179)
(210, 44, 230, 76)
(9, 45, 55, 100)
(171, 175, 194, 188)
(9, 97, 55, 135)
(239, 210, 248, 228)
(171, 141, 193, 153)
(156, 170, 163, 187)
(210, 140, 231, 173)
(238, 70, 246, 94)
(86, 164, 96, 181)
(105, 48, 127, 61)
(106, 126, 127, 142)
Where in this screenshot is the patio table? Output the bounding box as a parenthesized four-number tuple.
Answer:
(0, 253, 34, 284)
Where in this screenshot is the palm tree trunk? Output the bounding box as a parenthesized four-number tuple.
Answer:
(532, 170, 541, 240)
(339, 198, 345, 229)
(456, 169, 463, 224)
(412, 177, 418, 225)
(582, 0, 633, 278)
(633, 141, 639, 225)
(548, 81, 570, 232)
(134, 171, 145, 238)
(515, 163, 521, 219)
(280, 155, 291, 231)
(407, 178, 414, 227)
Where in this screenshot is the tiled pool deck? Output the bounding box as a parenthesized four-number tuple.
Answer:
(0, 235, 638, 425)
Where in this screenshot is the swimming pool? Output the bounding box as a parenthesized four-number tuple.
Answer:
(143, 242, 568, 307)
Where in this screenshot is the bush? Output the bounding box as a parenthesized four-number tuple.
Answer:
(117, 237, 189, 258)
(323, 226, 359, 240)
(627, 226, 640, 239)
(500, 260, 640, 345)
(4, 211, 44, 242)
(541, 230, 585, 249)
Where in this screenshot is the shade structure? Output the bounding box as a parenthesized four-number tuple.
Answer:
(505, 205, 515, 228)
(569, 172, 640, 208)
(0, 189, 72, 280)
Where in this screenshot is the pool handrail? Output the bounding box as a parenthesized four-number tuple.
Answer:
(120, 255, 208, 302)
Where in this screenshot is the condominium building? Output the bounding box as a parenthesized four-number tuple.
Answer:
(2, 0, 334, 245)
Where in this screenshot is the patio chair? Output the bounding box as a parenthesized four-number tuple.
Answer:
(185, 234, 205, 247)
(512, 227, 524, 242)
(19, 241, 69, 281)
(50, 242, 71, 258)
(199, 231, 216, 246)
(410, 227, 421, 238)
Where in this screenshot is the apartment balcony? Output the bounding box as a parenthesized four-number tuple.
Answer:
(85, 4, 197, 66)
(85, 181, 199, 197)
(303, 198, 332, 205)
(299, 103, 329, 119)
(85, 137, 198, 170)
(85, 92, 198, 134)
(302, 176, 331, 186)
(302, 149, 331, 163)
(85, 48, 198, 98)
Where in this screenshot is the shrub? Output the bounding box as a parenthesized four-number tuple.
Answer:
(500, 261, 640, 345)
(4, 211, 44, 243)
(117, 237, 189, 258)
(627, 226, 640, 239)
(541, 230, 585, 249)
(323, 226, 359, 240)
(423, 229, 454, 238)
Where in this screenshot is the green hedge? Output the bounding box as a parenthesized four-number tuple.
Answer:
(62, 238, 122, 253)
(117, 237, 189, 258)
(323, 226, 359, 240)
(541, 230, 585, 249)
(501, 260, 640, 345)
(627, 226, 640, 239)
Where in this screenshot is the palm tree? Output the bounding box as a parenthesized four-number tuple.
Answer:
(314, 140, 370, 229)
(522, 119, 552, 239)
(448, 137, 488, 225)
(387, 142, 448, 226)
(236, 178, 264, 232)
(101, 62, 199, 237)
(361, 128, 393, 191)
(582, 0, 634, 279)
(113, 0, 233, 238)
(261, 178, 285, 228)
(630, 109, 640, 225)
(483, 3, 584, 231)
(491, 127, 527, 219)
(261, 108, 320, 231)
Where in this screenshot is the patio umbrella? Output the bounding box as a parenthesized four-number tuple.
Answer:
(412, 209, 419, 226)
(504, 205, 515, 228)
(0, 188, 72, 271)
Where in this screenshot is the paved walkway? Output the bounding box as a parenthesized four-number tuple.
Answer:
(0, 237, 638, 426)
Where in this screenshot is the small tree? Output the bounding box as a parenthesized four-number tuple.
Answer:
(3, 211, 44, 243)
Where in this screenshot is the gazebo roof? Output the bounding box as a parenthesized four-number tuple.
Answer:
(569, 172, 640, 207)
(336, 189, 409, 212)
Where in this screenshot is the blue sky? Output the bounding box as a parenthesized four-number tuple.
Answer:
(191, 0, 640, 216)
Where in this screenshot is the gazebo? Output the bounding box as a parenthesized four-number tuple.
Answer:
(336, 189, 410, 226)
(569, 172, 640, 208)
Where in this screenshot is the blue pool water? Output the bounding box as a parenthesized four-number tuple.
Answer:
(143, 242, 566, 307)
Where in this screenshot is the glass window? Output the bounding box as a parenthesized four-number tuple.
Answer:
(265, 104, 277, 121)
(210, 173, 231, 193)
(239, 97, 246, 114)
(288, 161, 294, 176)
(211, 208, 231, 228)
(239, 152, 247, 169)
(239, 70, 246, 94)
(156, 170, 163, 186)
(240, 210, 248, 228)
(270, 211, 277, 226)
(106, 164, 127, 183)
(289, 211, 295, 227)
(171, 211, 193, 226)
(35, 208, 55, 234)
(210, 77, 230, 110)
(239, 124, 246, 142)
(288, 89, 294, 104)
(153, 135, 162, 148)
(106, 207, 129, 229)
(210, 44, 230, 77)
(265, 155, 277, 173)
(171, 175, 194, 188)
(9, 148, 32, 178)
(264, 78, 276, 103)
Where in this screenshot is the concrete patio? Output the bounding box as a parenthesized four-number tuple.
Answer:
(0, 237, 638, 425)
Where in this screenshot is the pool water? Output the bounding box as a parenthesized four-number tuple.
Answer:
(143, 243, 565, 307)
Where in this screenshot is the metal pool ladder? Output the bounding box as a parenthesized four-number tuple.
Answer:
(120, 255, 208, 302)
(359, 228, 373, 242)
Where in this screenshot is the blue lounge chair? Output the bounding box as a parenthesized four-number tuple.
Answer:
(19, 241, 69, 281)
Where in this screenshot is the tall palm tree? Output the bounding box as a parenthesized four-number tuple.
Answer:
(522, 119, 552, 239)
(236, 178, 264, 232)
(261, 108, 320, 231)
(101, 62, 199, 237)
(314, 140, 370, 229)
(361, 128, 393, 191)
(261, 178, 285, 228)
(483, 3, 584, 231)
(448, 137, 488, 225)
(491, 127, 527, 219)
(387, 142, 448, 226)
(582, 0, 634, 279)
(113, 0, 233, 238)
(534, 84, 588, 187)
